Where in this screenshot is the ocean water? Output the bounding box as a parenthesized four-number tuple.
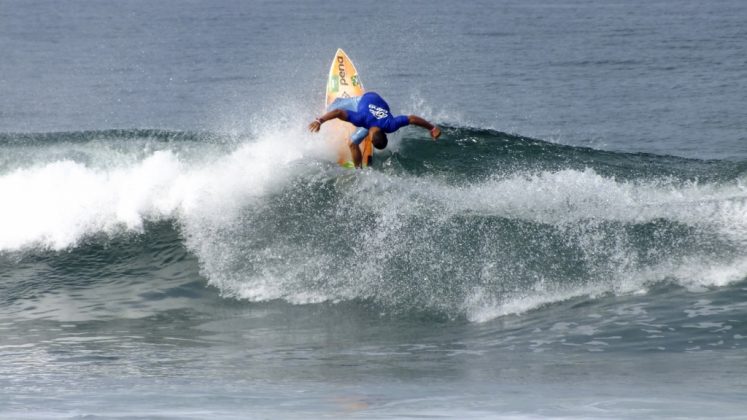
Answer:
(2, 0, 747, 418)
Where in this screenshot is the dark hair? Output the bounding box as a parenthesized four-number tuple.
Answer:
(372, 130, 388, 150)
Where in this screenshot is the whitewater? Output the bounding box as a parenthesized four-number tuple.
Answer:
(3, 125, 747, 419)
(3, 125, 747, 323)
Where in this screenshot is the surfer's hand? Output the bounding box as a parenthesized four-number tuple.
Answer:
(309, 119, 322, 133)
(430, 126, 441, 140)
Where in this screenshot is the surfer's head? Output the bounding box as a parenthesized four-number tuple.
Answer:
(370, 127, 388, 150)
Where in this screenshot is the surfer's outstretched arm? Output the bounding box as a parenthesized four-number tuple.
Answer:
(408, 115, 441, 140)
(308, 109, 348, 132)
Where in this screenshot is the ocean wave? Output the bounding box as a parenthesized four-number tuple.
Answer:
(2, 126, 747, 321)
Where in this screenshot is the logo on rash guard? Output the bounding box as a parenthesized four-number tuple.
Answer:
(337, 56, 348, 86)
(368, 104, 389, 119)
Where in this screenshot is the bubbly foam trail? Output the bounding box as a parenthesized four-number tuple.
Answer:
(464, 256, 747, 323)
(410, 168, 747, 238)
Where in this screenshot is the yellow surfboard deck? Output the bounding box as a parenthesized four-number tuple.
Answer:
(323, 49, 373, 167)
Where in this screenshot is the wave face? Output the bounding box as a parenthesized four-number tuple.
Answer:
(2, 127, 747, 321)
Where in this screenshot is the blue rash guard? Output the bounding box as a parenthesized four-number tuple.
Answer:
(327, 92, 410, 145)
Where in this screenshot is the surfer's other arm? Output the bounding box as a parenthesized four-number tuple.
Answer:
(308, 109, 365, 169)
(408, 115, 441, 140)
(308, 109, 349, 132)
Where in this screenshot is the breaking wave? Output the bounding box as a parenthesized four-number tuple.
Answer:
(2, 126, 747, 321)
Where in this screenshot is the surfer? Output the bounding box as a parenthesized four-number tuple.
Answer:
(308, 92, 441, 168)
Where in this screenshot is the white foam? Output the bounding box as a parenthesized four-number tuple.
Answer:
(5, 131, 747, 321)
(631, 257, 747, 290)
(0, 123, 324, 252)
(170, 165, 747, 317)
(465, 257, 747, 323)
(437, 169, 747, 232)
(0, 156, 180, 250)
(349, 168, 747, 321)
(464, 282, 608, 323)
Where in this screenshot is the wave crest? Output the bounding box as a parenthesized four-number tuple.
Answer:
(3, 127, 746, 321)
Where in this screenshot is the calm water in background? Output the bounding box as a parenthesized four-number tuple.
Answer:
(3, 0, 746, 158)
(1, 0, 747, 418)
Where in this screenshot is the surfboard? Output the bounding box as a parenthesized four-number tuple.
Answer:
(323, 49, 373, 168)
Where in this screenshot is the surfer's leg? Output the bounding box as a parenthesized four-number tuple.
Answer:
(327, 96, 362, 112)
(348, 141, 363, 168)
(351, 127, 368, 145)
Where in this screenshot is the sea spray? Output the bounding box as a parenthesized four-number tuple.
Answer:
(2, 127, 747, 321)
